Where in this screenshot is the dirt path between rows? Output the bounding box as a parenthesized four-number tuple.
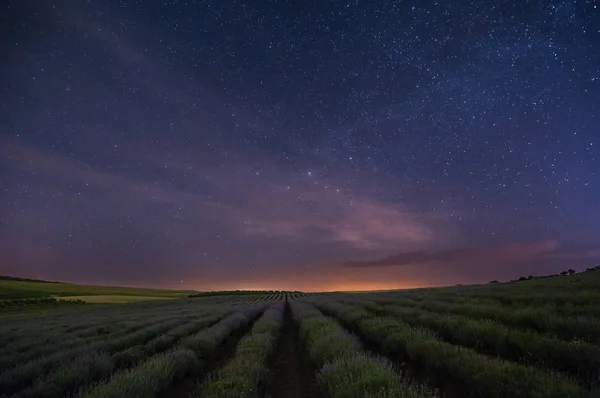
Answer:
(265, 300, 319, 398)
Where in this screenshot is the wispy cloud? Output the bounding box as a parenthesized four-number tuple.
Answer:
(343, 241, 563, 267)
(2, 143, 442, 251)
(1, 143, 225, 212)
(242, 193, 435, 249)
(4, 3, 444, 254)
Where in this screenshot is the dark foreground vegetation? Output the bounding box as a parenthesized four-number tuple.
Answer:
(1, 270, 599, 397)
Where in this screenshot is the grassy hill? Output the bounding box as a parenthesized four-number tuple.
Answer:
(0, 277, 197, 303)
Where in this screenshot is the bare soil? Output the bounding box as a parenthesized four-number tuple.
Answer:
(265, 300, 319, 398)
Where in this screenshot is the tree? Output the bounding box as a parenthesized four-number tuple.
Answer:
(567, 269, 576, 275)
(489, 280, 499, 284)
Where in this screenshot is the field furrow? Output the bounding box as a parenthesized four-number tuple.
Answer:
(16, 312, 230, 398)
(75, 303, 268, 398)
(0, 309, 228, 395)
(265, 300, 318, 398)
(0, 311, 197, 372)
(316, 300, 585, 398)
(353, 300, 600, 384)
(372, 297, 600, 344)
(155, 306, 266, 398)
(291, 300, 437, 398)
(192, 301, 285, 397)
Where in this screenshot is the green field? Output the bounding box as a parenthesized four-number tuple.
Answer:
(0, 277, 305, 305)
(0, 278, 196, 302)
(1, 271, 599, 397)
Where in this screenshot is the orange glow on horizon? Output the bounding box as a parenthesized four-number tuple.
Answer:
(189, 282, 427, 293)
(186, 274, 428, 293)
(162, 260, 491, 293)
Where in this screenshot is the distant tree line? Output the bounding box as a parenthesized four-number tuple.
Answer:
(489, 264, 600, 284)
(0, 275, 63, 283)
(0, 297, 85, 311)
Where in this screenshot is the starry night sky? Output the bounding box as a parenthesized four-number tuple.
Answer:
(1, 0, 599, 291)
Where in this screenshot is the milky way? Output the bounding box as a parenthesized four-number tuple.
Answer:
(1, 0, 599, 290)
